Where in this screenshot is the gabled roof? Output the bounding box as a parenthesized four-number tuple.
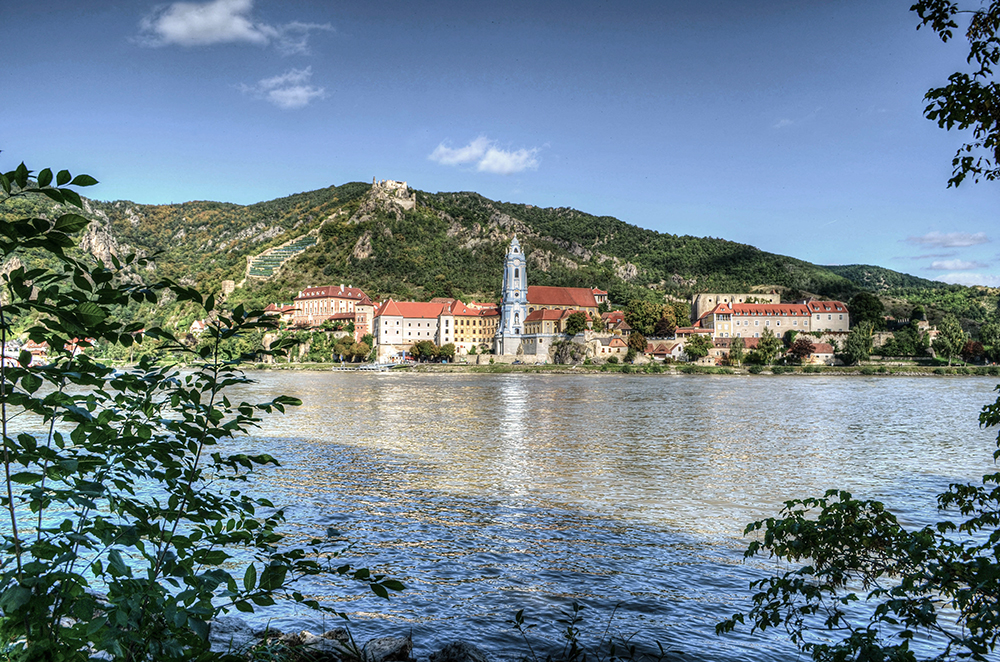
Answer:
(374, 299, 445, 319)
(806, 301, 848, 313)
(527, 286, 598, 308)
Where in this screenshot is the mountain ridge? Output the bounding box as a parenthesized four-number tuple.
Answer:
(2, 179, 995, 330)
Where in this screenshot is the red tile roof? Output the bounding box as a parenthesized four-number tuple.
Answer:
(375, 299, 445, 319)
(806, 301, 848, 313)
(527, 286, 598, 308)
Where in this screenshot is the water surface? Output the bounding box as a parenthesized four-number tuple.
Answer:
(224, 373, 998, 660)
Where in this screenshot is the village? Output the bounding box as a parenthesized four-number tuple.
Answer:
(255, 237, 867, 367)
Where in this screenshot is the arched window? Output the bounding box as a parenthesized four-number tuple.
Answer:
(514, 312, 520, 325)
(514, 268, 519, 280)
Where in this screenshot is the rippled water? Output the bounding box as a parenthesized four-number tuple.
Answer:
(139, 373, 1000, 659)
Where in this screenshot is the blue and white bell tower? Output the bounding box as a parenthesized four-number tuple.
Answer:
(496, 236, 528, 355)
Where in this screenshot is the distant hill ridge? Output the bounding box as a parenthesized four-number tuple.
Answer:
(1, 178, 995, 330)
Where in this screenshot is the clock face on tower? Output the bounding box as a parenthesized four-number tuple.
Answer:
(514, 290, 519, 297)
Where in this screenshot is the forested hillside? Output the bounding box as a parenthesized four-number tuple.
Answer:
(2, 178, 995, 332)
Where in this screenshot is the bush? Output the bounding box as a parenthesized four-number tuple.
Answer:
(0, 162, 400, 661)
(620, 364, 633, 374)
(606, 356, 619, 364)
(860, 366, 876, 375)
(934, 367, 947, 374)
(748, 365, 763, 374)
(718, 379, 1000, 661)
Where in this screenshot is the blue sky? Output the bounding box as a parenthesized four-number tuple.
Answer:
(2, 0, 997, 287)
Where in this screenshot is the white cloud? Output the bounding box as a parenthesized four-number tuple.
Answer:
(478, 146, 540, 175)
(239, 67, 326, 109)
(907, 231, 991, 248)
(428, 136, 491, 166)
(773, 119, 793, 129)
(934, 273, 1000, 287)
(138, 0, 331, 54)
(930, 259, 988, 270)
(429, 136, 540, 175)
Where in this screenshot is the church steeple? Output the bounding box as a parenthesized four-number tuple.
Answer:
(495, 236, 528, 355)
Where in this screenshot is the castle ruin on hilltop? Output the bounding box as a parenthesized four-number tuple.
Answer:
(371, 177, 416, 211)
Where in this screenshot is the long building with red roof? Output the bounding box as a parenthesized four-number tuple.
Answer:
(699, 300, 849, 338)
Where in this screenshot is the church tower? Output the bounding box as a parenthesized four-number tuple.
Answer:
(495, 236, 528, 355)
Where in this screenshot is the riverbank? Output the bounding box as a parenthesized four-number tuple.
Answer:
(233, 362, 1000, 377)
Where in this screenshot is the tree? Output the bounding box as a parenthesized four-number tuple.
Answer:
(979, 320, 1000, 361)
(0, 161, 400, 661)
(756, 327, 783, 365)
(911, 304, 926, 321)
(438, 342, 456, 360)
(627, 331, 647, 355)
(783, 329, 798, 347)
(729, 336, 745, 366)
(962, 339, 985, 363)
(411, 339, 438, 361)
(718, 384, 1000, 661)
(913, 0, 1000, 186)
(843, 320, 874, 365)
(935, 313, 966, 365)
(684, 333, 713, 361)
(565, 311, 589, 335)
(849, 291, 886, 330)
(788, 336, 816, 363)
(654, 308, 677, 337)
(624, 300, 664, 336)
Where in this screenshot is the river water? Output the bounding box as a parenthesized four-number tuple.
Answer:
(222, 373, 998, 660)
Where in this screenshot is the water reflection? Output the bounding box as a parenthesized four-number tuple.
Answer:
(225, 373, 998, 661)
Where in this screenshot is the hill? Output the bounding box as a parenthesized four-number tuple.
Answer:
(2, 177, 996, 331)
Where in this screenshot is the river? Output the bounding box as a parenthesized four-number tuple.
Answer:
(223, 372, 998, 661)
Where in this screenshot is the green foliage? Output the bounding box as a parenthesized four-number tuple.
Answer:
(729, 336, 745, 366)
(849, 291, 886, 330)
(624, 301, 664, 336)
(410, 340, 439, 362)
(755, 328, 783, 365)
(843, 321, 875, 365)
(565, 312, 589, 336)
(627, 331, 647, 353)
(718, 380, 1000, 661)
(747, 364, 763, 374)
(683, 333, 713, 361)
(913, 0, 1000, 186)
(0, 163, 400, 661)
(935, 314, 967, 366)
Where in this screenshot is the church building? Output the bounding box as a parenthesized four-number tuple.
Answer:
(494, 236, 605, 356)
(495, 237, 529, 355)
